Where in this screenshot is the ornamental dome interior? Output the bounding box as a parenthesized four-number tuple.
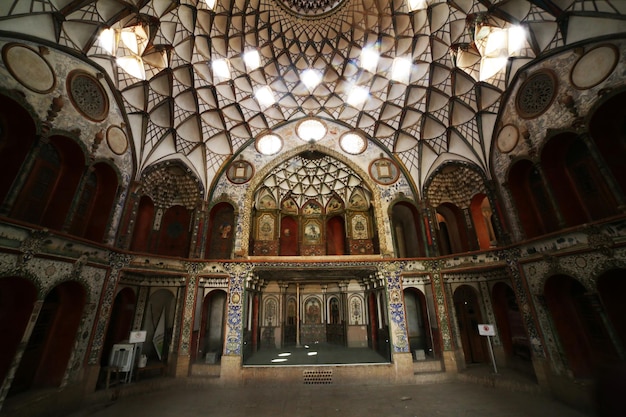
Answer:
(0, 1, 626, 416)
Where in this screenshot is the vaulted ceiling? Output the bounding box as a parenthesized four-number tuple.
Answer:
(1, 0, 624, 195)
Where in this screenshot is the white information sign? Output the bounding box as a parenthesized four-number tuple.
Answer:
(129, 330, 147, 343)
(478, 324, 495, 336)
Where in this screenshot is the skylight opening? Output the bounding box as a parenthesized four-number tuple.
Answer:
(508, 25, 526, 55)
(391, 56, 412, 83)
(408, 0, 429, 11)
(202, 0, 217, 10)
(255, 85, 276, 107)
(296, 118, 327, 142)
(117, 56, 146, 80)
(347, 85, 369, 107)
(256, 133, 283, 155)
(301, 69, 322, 91)
(243, 49, 261, 71)
(99, 28, 116, 55)
(212, 58, 231, 80)
(360, 46, 380, 73)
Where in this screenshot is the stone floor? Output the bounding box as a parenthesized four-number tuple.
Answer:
(67, 376, 593, 417)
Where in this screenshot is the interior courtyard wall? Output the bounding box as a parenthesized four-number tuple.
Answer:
(491, 38, 626, 242)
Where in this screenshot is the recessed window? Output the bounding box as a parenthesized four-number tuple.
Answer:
(296, 118, 327, 142)
(256, 133, 283, 155)
(340, 131, 367, 155)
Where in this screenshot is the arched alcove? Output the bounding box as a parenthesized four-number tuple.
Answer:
(0, 276, 37, 384)
(205, 202, 235, 259)
(10, 280, 86, 394)
(391, 202, 426, 257)
(101, 287, 136, 367)
(453, 285, 487, 365)
(0, 95, 37, 204)
(544, 275, 618, 378)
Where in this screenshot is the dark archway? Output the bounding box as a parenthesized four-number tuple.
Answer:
(403, 288, 433, 359)
(0, 95, 37, 204)
(508, 159, 559, 238)
(130, 196, 155, 252)
(597, 269, 626, 349)
(279, 216, 298, 256)
(491, 282, 534, 377)
(391, 202, 426, 257)
(197, 290, 227, 363)
(453, 285, 487, 365)
(156, 205, 191, 257)
(101, 287, 136, 367)
(326, 215, 346, 255)
(205, 202, 235, 259)
(10, 281, 86, 394)
(0, 277, 37, 385)
(544, 275, 618, 378)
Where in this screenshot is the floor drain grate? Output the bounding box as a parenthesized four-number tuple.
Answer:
(303, 369, 333, 384)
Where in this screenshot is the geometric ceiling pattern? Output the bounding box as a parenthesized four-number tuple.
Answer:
(0, 0, 624, 195)
(259, 151, 368, 209)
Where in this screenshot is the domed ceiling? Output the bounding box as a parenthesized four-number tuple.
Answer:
(0, 0, 624, 195)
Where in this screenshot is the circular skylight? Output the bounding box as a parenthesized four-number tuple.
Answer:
(339, 131, 367, 155)
(296, 118, 327, 142)
(256, 133, 283, 155)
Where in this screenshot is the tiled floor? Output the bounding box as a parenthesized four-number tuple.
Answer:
(69, 378, 592, 417)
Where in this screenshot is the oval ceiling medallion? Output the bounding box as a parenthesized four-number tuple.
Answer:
(256, 133, 283, 155)
(340, 131, 367, 155)
(106, 125, 129, 155)
(275, 0, 347, 19)
(2, 43, 55, 94)
(296, 118, 327, 142)
(571, 44, 619, 90)
(515, 70, 557, 120)
(496, 124, 519, 154)
(67, 70, 109, 122)
(369, 157, 399, 185)
(227, 158, 254, 184)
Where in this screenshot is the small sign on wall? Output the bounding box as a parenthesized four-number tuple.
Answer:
(129, 330, 147, 343)
(478, 324, 495, 336)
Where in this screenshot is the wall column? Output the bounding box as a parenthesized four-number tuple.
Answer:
(220, 263, 253, 385)
(172, 262, 201, 377)
(579, 132, 626, 211)
(425, 259, 462, 372)
(534, 163, 567, 229)
(378, 262, 414, 384)
(500, 249, 550, 389)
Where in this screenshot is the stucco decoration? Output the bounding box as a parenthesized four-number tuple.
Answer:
(106, 125, 129, 155)
(516, 70, 558, 120)
(379, 262, 410, 353)
(2, 43, 55, 94)
(571, 44, 619, 90)
(223, 263, 253, 355)
(66, 70, 109, 122)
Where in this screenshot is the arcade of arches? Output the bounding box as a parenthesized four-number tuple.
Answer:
(0, 2, 626, 416)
